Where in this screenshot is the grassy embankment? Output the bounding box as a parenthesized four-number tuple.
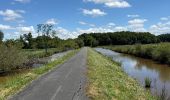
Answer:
(0, 49, 78, 100)
(87, 48, 155, 100)
(105, 43, 170, 65)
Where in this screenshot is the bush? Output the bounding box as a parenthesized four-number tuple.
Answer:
(0, 44, 27, 72)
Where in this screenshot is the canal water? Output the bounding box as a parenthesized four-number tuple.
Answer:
(95, 48, 170, 97)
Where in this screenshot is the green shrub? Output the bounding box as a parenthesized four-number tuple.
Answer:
(0, 44, 27, 72)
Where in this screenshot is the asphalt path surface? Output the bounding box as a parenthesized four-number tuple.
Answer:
(10, 48, 88, 100)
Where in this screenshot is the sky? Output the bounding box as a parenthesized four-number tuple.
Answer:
(0, 0, 170, 39)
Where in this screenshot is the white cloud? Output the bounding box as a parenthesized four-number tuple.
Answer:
(17, 26, 35, 33)
(17, 20, 25, 23)
(128, 19, 147, 25)
(78, 21, 96, 27)
(160, 17, 169, 21)
(79, 21, 87, 25)
(77, 25, 127, 34)
(84, 0, 131, 8)
(128, 19, 147, 32)
(108, 23, 115, 26)
(53, 23, 128, 39)
(77, 27, 108, 33)
(0, 24, 14, 30)
(45, 18, 58, 25)
(14, 0, 31, 3)
(127, 14, 139, 18)
(114, 26, 127, 31)
(55, 27, 78, 39)
(16, 10, 26, 14)
(107, 23, 116, 27)
(105, 1, 131, 8)
(90, 24, 95, 27)
(82, 9, 106, 17)
(55, 25, 119, 39)
(76, 19, 170, 36)
(0, 9, 24, 21)
(5, 32, 20, 39)
(149, 21, 170, 35)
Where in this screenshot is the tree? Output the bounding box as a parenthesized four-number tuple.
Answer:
(62, 39, 79, 50)
(27, 32, 33, 48)
(5, 39, 23, 49)
(75, 38, 84, 47)
(158, 34, 170, 42)
(84, 35, 97, 46)
(0, 30, 4, 42)
(37, 24, 54, 54)
(22, 32, 33, 49)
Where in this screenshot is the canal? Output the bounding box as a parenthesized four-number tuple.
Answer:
(95, 48, 170, 98)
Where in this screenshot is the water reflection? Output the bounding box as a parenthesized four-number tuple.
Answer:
(95, 48, 170, 97)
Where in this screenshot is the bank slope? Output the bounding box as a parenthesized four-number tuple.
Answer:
(87, 48, 155, 100)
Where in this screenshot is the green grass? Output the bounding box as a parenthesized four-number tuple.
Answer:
(105, 43, 170, 65)
(0, 49, 78, 100)
(87, 48, 155, 100)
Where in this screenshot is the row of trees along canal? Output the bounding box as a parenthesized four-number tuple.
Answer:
(78, 31, 170, 47)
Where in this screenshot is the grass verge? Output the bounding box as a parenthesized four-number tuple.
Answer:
(87, 48, 156, 100)
(0, 50, 78, 100)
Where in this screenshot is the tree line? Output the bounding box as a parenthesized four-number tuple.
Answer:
(0, 24, 82, 52)
(78, 31, 170, 47)
(1, 29, 170, 49)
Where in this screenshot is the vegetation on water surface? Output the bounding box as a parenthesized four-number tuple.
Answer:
(0, 50, 78, 100)
(87, 48, 155, 100)
(105, 43, 170, 65)
(145, 77, 152, 88)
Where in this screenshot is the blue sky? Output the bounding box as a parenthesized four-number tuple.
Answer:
(0, 0, 170, 39)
